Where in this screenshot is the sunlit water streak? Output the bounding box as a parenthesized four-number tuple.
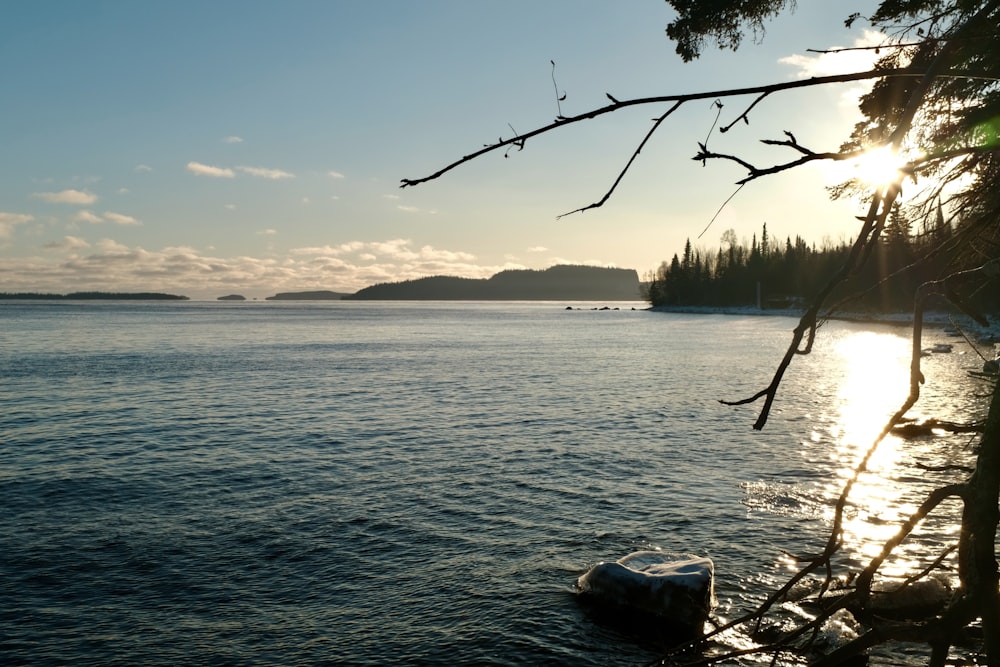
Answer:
(0, 302, 989, 665)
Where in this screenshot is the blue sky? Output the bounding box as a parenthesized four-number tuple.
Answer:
(1, 0, 884, 299)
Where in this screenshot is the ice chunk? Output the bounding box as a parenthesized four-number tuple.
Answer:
(577, 551, 715, 635)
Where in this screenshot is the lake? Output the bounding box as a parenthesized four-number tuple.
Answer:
(0, 301, 989, 665)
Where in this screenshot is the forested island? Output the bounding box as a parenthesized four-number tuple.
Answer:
(265, 290, 349, 301)
(345, 265, 640, 300)
(0, 292, 189, 300)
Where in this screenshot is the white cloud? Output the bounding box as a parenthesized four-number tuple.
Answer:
(32, 189, 98, 205)
(74, 210, 104, 224)
(780, 30, 886, 78)
(237, 166, 295, 180)
(118, 188, 130, 194)
(292, 241, 366, 256)
(550, 256, 607, 267)
(418, 245, 476, 262)
(382, 194, 400, 200)
(331, 195, 341, 201)
(527, 246, 548, 253)
(290, 238, 477, 264)
(223, 136, 244, 143)
(257, 229, 277, 236)
(224, 204, 237, 210)
(103, 211, 141, 225)
(135, 164, 153, 172)
(96, 238, 130, 253)
(370, 238, 415, 258)
(779, 30, 887, 110)
(328, 170, 345, 179)
(397, 204, 438, 215)
(44, 235, 90, 250)
(186, 161, 235, 178)
(0, 237, 512, 299)
(0, 212, 33, 238)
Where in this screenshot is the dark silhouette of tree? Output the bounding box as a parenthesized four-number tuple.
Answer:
(402, 0, 1000, 663)
(644, 213, 989, 313)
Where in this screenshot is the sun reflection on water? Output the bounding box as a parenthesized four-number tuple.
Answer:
(825, 330, 918, 575)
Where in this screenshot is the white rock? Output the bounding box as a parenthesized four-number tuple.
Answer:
(577, 551, 715, 634)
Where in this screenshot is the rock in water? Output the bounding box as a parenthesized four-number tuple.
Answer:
(577, 551, 715, 636)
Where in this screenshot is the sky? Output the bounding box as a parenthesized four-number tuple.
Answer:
(1, 0, 888, 300)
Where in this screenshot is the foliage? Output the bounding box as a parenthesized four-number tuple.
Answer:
(664, 0, 796, 62)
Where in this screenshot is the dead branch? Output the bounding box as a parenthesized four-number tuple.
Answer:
(718, 92, 769, 133)
(400, 68, 920, 192)
(692, 129, 881, 185)
(899, 544, 959, 588)
(854, 484, 966, 610)
(558, 101, 682, 218)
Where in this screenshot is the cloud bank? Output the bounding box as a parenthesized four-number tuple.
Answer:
(4, 237, 534, 299)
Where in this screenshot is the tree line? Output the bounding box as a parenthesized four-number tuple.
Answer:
(645, 207, 998, 313)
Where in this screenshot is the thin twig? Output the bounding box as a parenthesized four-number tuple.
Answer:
(696, 184, 745, 240)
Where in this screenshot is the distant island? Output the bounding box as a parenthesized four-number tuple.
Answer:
(4, 265, 640, 303)
(0, 291, 189, 300)
(343, 265, 641, 301)
(265, 290, 349, 301)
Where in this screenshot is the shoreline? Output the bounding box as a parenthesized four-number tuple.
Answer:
(648, 304, 1000, 344)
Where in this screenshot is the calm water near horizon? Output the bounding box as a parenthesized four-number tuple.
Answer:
(0, 301, 991, 665)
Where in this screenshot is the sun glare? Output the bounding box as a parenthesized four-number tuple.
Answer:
(823, 144, 922, 195)
(849, 145, 911, 189)
(826, 331, 918, 574)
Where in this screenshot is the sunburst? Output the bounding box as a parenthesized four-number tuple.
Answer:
(848, 145, 912, 190)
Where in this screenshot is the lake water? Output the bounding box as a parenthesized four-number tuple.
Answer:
(0, 301, 990, 666)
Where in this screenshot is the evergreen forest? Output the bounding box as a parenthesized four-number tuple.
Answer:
(645, 208, 999, 314)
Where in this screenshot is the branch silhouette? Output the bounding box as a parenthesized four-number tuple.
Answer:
(400, 68, 919, 195)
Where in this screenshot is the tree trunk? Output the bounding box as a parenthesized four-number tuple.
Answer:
(959, 377, 1000, 661)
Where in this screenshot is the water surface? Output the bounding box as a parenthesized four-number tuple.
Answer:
(0, 301, 986, 665)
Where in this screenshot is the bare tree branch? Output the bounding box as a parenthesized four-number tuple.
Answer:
(557, 101, 683, 218)
(400, 68, 921, 191)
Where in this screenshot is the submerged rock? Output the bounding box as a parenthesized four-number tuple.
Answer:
(801, 574, 952, 621)
(868, 576, 952, 619)
(577, 551, 715, 636)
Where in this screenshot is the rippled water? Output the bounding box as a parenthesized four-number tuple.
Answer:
(0, 301, 990, 665)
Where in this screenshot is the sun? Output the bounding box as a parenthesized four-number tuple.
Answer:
(824, 144, 918, 194)
(848, 145, 911, 190)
